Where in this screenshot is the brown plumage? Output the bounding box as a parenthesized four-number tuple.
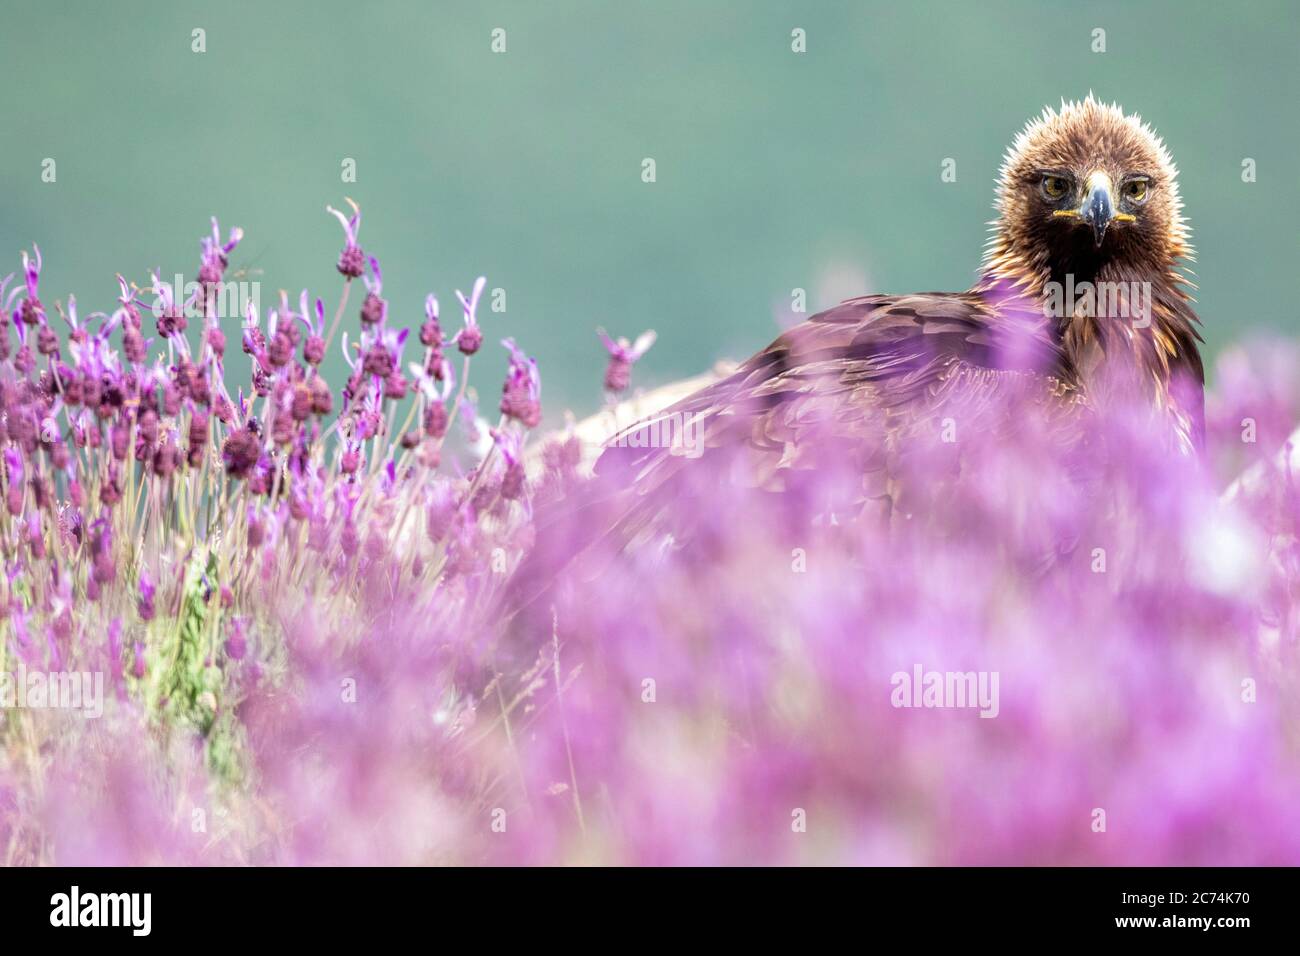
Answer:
(506, 96, 1204, 615)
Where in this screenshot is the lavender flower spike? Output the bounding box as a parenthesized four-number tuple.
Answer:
(327, 198, 365, 278)
(112, 275, 148, 365)
(298, 291, 327, 365)
(499, 336, 541, 428)
(597, 327, 657, 393)
(150, 269, 190, 343)
(137, 570, 156, 621)
(359, 256, 387, 326)
(18, 246, 44, 326)
(452, 276, 486, 355)
(199, 216, 244, 288)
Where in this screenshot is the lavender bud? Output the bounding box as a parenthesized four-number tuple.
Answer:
(268, 330, 294, 367)
(100, 472, 123, 505)
(111, 422, 129, 460)
(81, 373, 101, 408)
(291, 384, 312, 422)
(123, 326, 147, 364)
(500, 382, 541, 429)
(457, 325, 483, 356)
(310, 378, 333, 416)
(187, 409, 209, 466)
(214, 394, 235, 424)
(13, 345, 34, 375)
(383, 372, 407, 401)
(337, 244, 365, 278)
(501, 460, 526, 500)
(206, 325, 226, 358)
(27, 517, 45, 559)
(272, 411, 294, 445)
(222, 428, 261, 479)
(37, 326, 60, 357)
(19, 298, 43, 326)
(138, 408, 159, 445)
(604, 355, 632, 392)
(151, 442, 178, 479)
(362, 345, 393, 378)
(243, 327, 265, 356)
(360, 293, 385, 326)
(304, 334, 325, 365)
(157, 307, 187, 339)
(424, 401, 448, 439)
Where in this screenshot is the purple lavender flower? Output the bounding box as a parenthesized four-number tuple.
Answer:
(327, 199, 365, 278)
(340, 441, 362, 475)
(187, 406, 209, 467)
(366, 325, 408, 389)
(266, 308, 295, 368)
(4, 448, 24, 516)
(297, 291, 327, 365)
(410, 356, 454, 439)
(137, 571, 156, 621)
(247, 509, 266, 549)
(362, 342, 394, 378)
(150, 270, 189, 339)
(241, 299, 268, 360)
(225, 618, 248, 661)
(493, 429, 527, 500)
(310, 375, 332, 415)
(420, 294, 443, 349)
(359, 257, 387, 326)
(597, 328, 656, 393)
(222, 423, 262, 479)
(25, 514, 44, 559)
(498, 337, 541, 428)
(205, 322, 226, 359)
(383, 370, 408, 401)
(198, 217, 243, 289)
(113, 276, 148, 364)
(17, 247, 44, 326)
(452, 277, 486, 355)
(142, 429, 172, 474)
(131, 641, 147, 680)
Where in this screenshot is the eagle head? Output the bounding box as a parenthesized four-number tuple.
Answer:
(986, 94, 1191, 288)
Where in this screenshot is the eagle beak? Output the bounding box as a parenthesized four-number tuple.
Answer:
(1080, 172, 1115, 248)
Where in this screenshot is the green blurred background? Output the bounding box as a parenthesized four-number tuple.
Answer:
(3, 0, 1297, 421)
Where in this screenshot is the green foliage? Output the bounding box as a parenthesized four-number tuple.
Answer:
(147, 549, 243, 781)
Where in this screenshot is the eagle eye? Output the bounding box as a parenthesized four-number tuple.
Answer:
(1122, 178, 1149, 205)
(1041, 175, 1071, 201)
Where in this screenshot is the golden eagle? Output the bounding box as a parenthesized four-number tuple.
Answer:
(510, 96, 1204, 608)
